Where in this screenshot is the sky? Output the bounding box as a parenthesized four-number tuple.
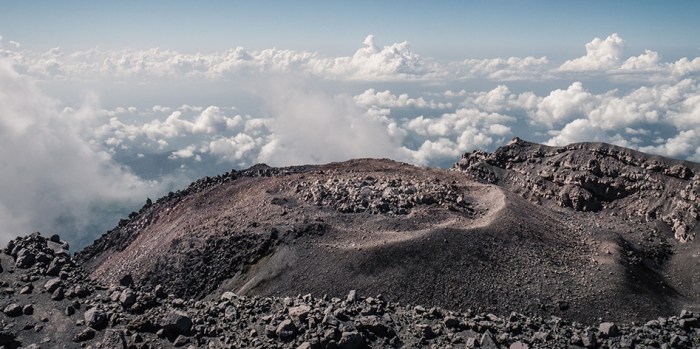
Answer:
(1, 1, 700, 248)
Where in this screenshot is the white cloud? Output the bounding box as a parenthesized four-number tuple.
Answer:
(559, 33, 625, 71)
(453, 56, 551, 80)
(0, 58, 157, 246)
(308, 35, 444, 81)
(206, 133, 262, 163)
(534, 82, 601, 126)
(462, 85, 539, 113)
(621, 49, 661, 71)
(254, 79, 402, 165)
(354, 89, 451, 109)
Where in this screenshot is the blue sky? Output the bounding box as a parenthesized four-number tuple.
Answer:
(3, 1, 700, 59)
(1, 1, 700, 246)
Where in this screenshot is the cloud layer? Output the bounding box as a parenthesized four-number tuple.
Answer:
(3, 33, 699, 83)
(1, 33, 700, 247)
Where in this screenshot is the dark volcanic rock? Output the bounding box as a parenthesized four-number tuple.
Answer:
(2, 232, 700, 348)
(453, 137, 700, 242)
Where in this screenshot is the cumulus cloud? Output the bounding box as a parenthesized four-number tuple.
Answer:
(3, 33, 700, 84)
(0, 58, 158, 246)
(461, 85, 539, 113)
(534, 82, 602, 126)
(559, 33, 625, 71)
(453, 56, 551, 80)
(621, 49, 661, 71)
(354, 89, 451, 109)
(401, 108, 514, 165)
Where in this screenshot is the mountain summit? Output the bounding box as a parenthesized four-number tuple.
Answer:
(77, 139, 700, 324)
(2, 138, 700, 348)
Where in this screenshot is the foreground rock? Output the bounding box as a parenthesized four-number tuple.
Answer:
(3, 229, 700, 347)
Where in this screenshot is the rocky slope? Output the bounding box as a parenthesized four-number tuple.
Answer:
(2, 139, 700, 348)
(2, 233, 700, 348)
(453, 137, 700, 242)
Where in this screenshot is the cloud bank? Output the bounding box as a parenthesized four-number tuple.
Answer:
(0, 58, 159, 247)
(1, 32, 700, 247)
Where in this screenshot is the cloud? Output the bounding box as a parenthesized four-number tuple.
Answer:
(254, 78, 402, 165)
(621, 49, 661, 71)
(534, 82, 602, 126)
(559, 33, 625, 71)
(453, 56, 551, 80)
(0, 58, 158, 246)
(401, 108, 514, 165)
(461, 85, 539, 113)
(3, 33, 700, 85)
(354, 89, 451, 109)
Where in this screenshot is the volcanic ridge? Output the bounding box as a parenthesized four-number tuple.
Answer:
(1, 138, 700, 348)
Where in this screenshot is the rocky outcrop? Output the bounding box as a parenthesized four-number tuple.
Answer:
(295, 175, 474, 214)
(454, 138, 700, 242)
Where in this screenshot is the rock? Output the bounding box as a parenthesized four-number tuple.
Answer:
(0, 330, 15, 346)
(51, 287, 65, 301)
(173, 334, 190, 347)
(15, 248, 35, 268)
(84, 307, 108, 330)
(49, 234, 61, 243)
(323, 314, 340, 327)
(19, 284, 33, 294)
(357, 315, 391, 337)
(598, 322, 620, 338)
(510, 341, 529, 349)
(119, 274, 134, 287)
(265, 324, 277, 338)
(297, 342, 312, 349)
(44, 278, 63, 293)
(347, 289, 357, 303)
(160, 311, 193, 335)
(65, 305, 76, 316)
(22, 304, 34, 315)
(119, 288, 137, 307)
(46, 259, 63, 276)
(220, 291, 237, 301)
(276, 319, 297, 341)
(101, 329, 128, 349)
(480, 330, 500, 349)
(73, 328, 96, 342)
(415, 324, 437, 340)
(581, 332, 597, 348)
(444, 316, 460, 328)
(154, 284, 167, 298)
(338, 331, 365, 349)
(680, 317, 699, 330)
(680, 309, 694, 318)
(288, 304, 311, 324)
(3, 303, 23, 317)
(35, 252, 52, 264)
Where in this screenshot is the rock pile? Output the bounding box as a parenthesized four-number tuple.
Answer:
(454, 138, 700, 242)
(295, 175, 474, 215)
(3, 232, 700, 348)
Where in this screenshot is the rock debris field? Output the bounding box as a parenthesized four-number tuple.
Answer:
(2, 234, 700, 349)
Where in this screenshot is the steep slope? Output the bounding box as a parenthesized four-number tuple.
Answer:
(76, 153, 700, 324)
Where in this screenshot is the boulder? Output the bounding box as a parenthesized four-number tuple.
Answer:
(84, 307, 108, 330)
(160, 311, 193, 335)
(14, 248, 35, 268)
